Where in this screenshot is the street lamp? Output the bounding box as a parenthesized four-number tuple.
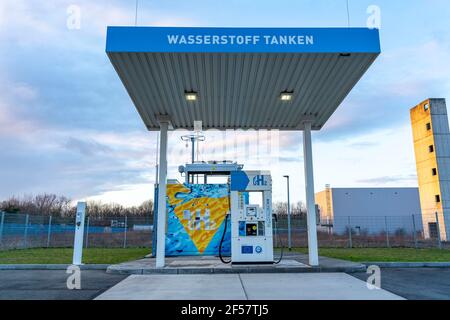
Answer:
(283, 175, 292, 250)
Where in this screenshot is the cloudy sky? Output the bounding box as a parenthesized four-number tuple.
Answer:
(1, 0, 450, 206)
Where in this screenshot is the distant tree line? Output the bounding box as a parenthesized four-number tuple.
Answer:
(0, 194, 153, 218)
(1, 193, 301, 219)
(273, 201, 306, 218)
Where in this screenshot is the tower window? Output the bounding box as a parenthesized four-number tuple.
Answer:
(429, 145, 434, 153)
(432, 168, 437, 176)
(435, 195, 441, 203)
(426, 123, 431, 131)
(424, 103, 429, 111)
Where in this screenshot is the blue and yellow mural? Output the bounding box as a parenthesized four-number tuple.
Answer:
(165, 183, 231, 256)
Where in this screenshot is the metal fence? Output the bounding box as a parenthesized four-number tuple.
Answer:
(0, 211, 448, 251)
(0, 212, 153, 250)
(274, 212, 450, 249)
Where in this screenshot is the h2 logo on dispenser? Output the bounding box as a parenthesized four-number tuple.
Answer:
(252, 175, 267, 186)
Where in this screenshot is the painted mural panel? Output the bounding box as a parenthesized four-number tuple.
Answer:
(166, 183, 231, 256)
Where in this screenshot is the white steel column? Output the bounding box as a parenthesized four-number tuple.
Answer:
(302, 121, 319, 266)
(156, 121, 169, 268)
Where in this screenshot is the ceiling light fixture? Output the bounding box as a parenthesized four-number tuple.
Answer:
(185, 90, 198, 101)
(280, 91, 294, 101)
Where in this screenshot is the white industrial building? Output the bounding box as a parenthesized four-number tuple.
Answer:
(315, 187, 423, 235)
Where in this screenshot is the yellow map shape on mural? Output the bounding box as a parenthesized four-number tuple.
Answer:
(167, 184, 229, 254)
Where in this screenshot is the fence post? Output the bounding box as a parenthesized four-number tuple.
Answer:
(24, 214, 29, 248)
(0, 212, 4, 245)
(123, 215, 128, 249)
(46, 215, 52, 248)
(435, 212, 442, 249)
(412, 214, 418, 249)
(84, 216, 90, 248)
(347, 216, 352, 248)
(385, 216, 390, 248)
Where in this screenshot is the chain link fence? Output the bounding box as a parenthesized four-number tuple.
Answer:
(274, 212, 450, 249)
(0, 212, 153, 250)
(0, 211, 448, 251)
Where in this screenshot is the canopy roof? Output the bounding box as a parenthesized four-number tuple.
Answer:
(106, 27, 380, 130)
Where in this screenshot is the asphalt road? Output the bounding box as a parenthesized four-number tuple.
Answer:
(0, 270, 126, 300)
(0, 268, 449, 300)
(350, 268, 450, 300)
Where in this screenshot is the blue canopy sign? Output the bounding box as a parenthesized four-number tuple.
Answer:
(166, 34, 314, 46)
(106, 27, 380, 54)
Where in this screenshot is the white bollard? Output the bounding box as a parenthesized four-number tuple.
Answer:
(72, 202, 86, 265)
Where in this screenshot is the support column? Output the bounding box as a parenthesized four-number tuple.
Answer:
(302, 121, 319, 266)
(156, 121, 169, 268)
(285, 176, 292, 250)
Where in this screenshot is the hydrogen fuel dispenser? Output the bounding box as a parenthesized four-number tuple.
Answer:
(155, 162, 277, 264)
(230, 171, 274, 264)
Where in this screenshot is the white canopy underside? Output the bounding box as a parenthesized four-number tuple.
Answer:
(108, 51, 378, 130)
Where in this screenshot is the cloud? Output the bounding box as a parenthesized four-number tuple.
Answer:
(0, 0, 448, 206)
(356, 174, 418, 186)
(63, 137, 112, 156)
(0, 86, 156, 203)
(348, 141, 379, 149)
(318, 38, 450, 142)
(86, 183, 155, 207)
(0, 1, 57, 39)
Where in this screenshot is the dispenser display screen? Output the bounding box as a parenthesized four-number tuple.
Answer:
(246, 223, 258, 236)
(246, 206, 257, 217)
